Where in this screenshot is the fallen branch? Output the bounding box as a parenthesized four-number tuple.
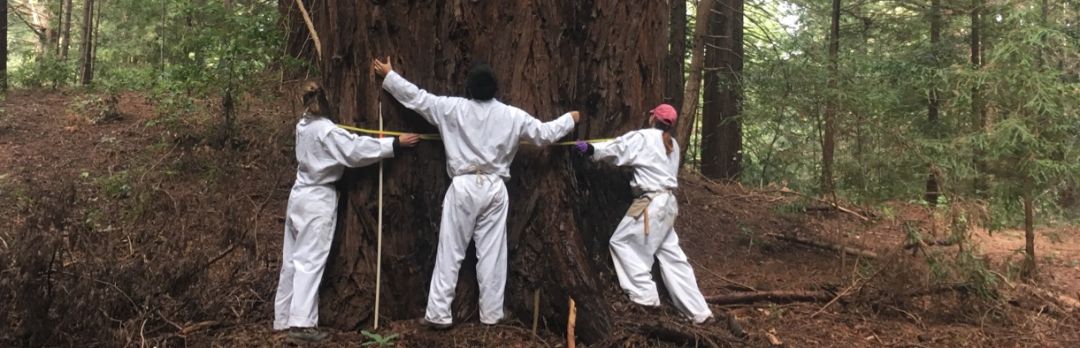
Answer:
(768, 233, 879, 259)
(706, 290, 835, 305)
(903, 238, 958, 250)
(777, 187, 870, 221)
(1017, 284, 1080, 312)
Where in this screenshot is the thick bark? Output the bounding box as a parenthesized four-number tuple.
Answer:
(700, 0, 743, 180)
(79, 0, 93, 85)
(284, 1, 669, 343)
(60, 0, 73, 59)
(664, 0, 686, 109)
(1, 0, 8, 92)
(821, 0, 840, 196)
(676, 0, 716, 165)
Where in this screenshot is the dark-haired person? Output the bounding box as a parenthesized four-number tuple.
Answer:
(574, 104, 715, 325)
(372, 57, 580, 329)
(274, 81, 421, 342)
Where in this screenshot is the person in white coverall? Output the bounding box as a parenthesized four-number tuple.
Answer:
(574, 104, 716, 325)
(371, 57, 580, 328)
(274, 81, 420, 342)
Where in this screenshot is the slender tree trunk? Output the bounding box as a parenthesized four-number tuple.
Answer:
(924, 0, 943, 206)
(971, 0, 987, 196)
(1022, 176, 1037, 279)
(79, 0, 94, 85)
(821, 0, 840, 196)
(677, 0, 717, 166)
(286, 1, 670, 343)
(90, 0, 100, 74)
(1022, 0, 1050, 282)
(700, 0, 743, 180)
(1, 0, 8, 92)
(664, 0, 686, 109)
(60, 0, 73, 59)
(41, 1, 56, 56)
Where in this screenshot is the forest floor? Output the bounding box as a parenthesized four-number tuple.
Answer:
(1, 89, 1078, 347)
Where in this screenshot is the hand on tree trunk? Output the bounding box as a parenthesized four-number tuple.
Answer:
(372, 56, 394, 78)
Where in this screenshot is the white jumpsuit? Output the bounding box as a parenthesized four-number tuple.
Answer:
(590, 129, 714, 324)
(381, 71, 576, 325)
(273, 115, 396, 330)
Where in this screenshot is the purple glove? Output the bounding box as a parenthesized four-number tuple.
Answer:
(574, 140, 594, 156)
(574, 140, 589, 153)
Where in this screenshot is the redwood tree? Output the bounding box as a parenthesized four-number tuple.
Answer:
(664, 0, 687, 109)
(700, 0, 744, 180)
(285, 1, 673, 343)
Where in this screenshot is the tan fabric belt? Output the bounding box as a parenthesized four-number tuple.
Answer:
(625, 191, 669, 236)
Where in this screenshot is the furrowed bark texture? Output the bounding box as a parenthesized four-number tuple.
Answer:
(700, 0, 743, 180)
(283, 1, 669, 343)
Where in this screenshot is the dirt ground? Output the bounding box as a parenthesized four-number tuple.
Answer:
(1, 90, 1078, 347)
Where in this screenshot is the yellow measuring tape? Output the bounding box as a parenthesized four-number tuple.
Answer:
(337, 124, 612, 146)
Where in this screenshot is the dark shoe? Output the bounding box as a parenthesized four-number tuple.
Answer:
(417, 317, 453, 331)
(286, 327, 329, 343)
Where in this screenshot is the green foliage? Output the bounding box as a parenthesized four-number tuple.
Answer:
(98, 171, 132, 199)
(738, 0, 1078, 227)
(11, 54, 74, 88)
(360, 330, 399, 347)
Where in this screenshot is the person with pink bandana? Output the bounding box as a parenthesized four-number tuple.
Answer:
(575, 104, 716, 325)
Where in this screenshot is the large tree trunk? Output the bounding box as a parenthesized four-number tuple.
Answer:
(1, 0, 8, 92)
(60, 0, 73, 59)
(700, 0, 743, 180)
(676, 0, 716, 166)
(79, 0, 94, 85)
(285, 1, 669, 343)
(664, 0, 686, 109)
(821, 0, 840, 196)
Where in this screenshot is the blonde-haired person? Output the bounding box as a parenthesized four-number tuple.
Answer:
(274, 81, 420, 342)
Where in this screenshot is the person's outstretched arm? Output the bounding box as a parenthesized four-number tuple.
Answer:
(519, 110, 580, 146)
(577, 132, 643, 167)
(373, 57, 455, 126)
(322, 128, 421, 168)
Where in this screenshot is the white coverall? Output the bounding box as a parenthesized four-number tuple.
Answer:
(381, 71, 576, 325)
(590, 128, 714, 324)
(273, 115, 396, 330)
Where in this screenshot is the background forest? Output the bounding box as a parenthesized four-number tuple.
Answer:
(6, 0, 1077, 227)
(1, 0, 1078, 346)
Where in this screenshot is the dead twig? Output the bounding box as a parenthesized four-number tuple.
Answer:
(691, 260, 757, 291)
(179, 321, 219, 336)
